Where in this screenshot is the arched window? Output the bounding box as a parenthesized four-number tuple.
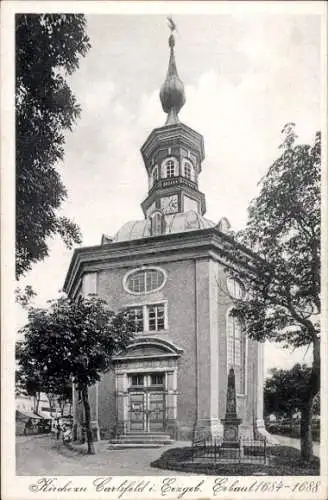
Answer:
(226, 277, 245, 299)
(151, 211, 164, 236)
(151, 165, 158, 187)
(166, 160, 176, 178)
(226, 311, 246, 394)
(161, 157, 178, 179)
(183, 159, 195, 181)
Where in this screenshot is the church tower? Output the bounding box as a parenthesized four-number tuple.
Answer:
(112, 29, 215, 243)
(141, 31, 206, 227)
(65, 22, 268, 445)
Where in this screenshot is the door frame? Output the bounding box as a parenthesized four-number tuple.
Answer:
(113, 339, 182, 438)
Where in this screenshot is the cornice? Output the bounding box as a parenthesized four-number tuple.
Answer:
(63, 227, 259, 298)
(141, 122, 205, 166)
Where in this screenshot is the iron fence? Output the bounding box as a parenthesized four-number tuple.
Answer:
(192, 437, 267, 464)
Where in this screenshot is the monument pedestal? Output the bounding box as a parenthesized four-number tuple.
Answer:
(221, 417, 242, 442)
(220, 368, 243, 458)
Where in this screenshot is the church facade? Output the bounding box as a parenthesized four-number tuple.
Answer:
(64, 30, 267, 443)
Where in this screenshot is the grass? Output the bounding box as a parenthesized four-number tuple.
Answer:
(150, 446, 320, 476)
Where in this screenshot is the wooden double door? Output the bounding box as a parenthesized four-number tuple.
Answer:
(129, 391, 165, 432)
(128, 373, 165, 432)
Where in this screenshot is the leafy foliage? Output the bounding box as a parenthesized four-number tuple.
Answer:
(17, 295, 134, 387)
(312, 392, 320, 415)
(15, 285, 37, 308)
(264, 364, 315, 418)
(221, 124, 320, 459)
(16, 339, 72, 413)
(229, 124, 320, 349)
(16, 14, 91, 278)
(17, 295, 135, 453)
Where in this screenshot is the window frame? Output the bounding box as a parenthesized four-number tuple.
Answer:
(128, 372, 166, 388)
(130, 373, 145, 386)
(123, 266, 167, 296)
(150, 373, 165, 386)
(147, 303, 165, 332)
(226, 277, 245, 300)
(126, 305, 144, 333)
(151, 211, 164, 236)
(183, 159, 195, 181)
(161, 157, 178, 179)
(226, 309, 247, 396)
(123, 300, 168, 334)
(150, 165, 159, 188)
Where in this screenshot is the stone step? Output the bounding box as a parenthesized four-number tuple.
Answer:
(122, 433, 171, 438)
(110, 433, 174, 446)
(111, 438, 174, 444)
(108, 443, 165, 449)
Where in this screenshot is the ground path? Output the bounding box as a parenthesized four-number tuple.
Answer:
(16, 433, 320, 476)
(272, 434, 320, 457)
(16, 435, 194, 476)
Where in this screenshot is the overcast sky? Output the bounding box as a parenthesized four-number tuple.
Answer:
(16, 11, 322, 374)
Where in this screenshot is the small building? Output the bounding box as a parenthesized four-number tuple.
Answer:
(15, 395, 41, 435)
(16, 394, 34, 414)
(64, 29, 268, 444)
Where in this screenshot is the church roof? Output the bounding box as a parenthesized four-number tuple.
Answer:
(112, 210, 216, 242)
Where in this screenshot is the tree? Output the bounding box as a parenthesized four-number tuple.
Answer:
(223, 124, 320, 459)
(16, 14, 91, 278)
(56, 381, 73, 416)
(15, 285, 37, 308)
(264, 364, 314, 419)
(16, 345, 72, 416)
(313, 392, 320, 416)
(17, 295, 134, 454)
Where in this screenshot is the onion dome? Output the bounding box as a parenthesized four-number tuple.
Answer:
(112, 210, 215, 242)
(160, 33, 186, 125)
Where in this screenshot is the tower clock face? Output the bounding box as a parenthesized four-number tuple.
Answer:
(161, 195, 178, 214)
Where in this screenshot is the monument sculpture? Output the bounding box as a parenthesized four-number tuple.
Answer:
(221, 367, 242, 451)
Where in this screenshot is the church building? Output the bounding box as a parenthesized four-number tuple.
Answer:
(64, 28, 267, 444)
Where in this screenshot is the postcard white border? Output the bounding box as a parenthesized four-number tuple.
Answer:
(1, 1, 327, 500)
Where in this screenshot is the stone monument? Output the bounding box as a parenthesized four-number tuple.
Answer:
(221, 367, 242, 454)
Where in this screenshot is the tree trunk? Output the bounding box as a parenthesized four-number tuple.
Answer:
(81, 385, 95, 455)
(300, 395, 314, 460)
(35, 392, 40, 414)
(300, 336, 320, 460)
(47, 394, 55, 417)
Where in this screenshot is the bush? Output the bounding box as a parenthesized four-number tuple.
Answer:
(150, 445, 319, 476)
(37, 420, 51, 433)
(265, 421, 320, 442)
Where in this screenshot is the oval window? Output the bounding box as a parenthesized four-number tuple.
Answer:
(124, 267, 166, 295)
(226, 278, 245, 299)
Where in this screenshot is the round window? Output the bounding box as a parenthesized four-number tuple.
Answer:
(124, 267, 166, 295)
(226, 278, 245, 299)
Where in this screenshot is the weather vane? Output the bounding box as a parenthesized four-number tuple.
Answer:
(167, 16, 177, 33)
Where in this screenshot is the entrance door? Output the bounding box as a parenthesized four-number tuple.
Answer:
(128, 373, 165, 432)
(129, 392, 146, 432)
(148, 392, 165, 432)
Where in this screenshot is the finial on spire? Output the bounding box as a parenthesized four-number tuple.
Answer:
(160, 17, 185, 126)
(167, 16, 177, 33)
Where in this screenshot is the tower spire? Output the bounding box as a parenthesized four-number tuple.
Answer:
(160, 18, 186, 125)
